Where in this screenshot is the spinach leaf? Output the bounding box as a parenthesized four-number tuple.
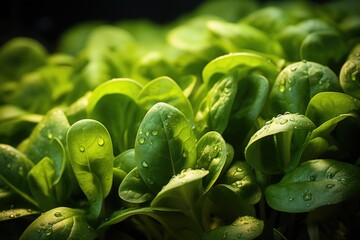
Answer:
(203, 216, 263, 240)
(0, 144, 37, 207)
(118, 167, 153, 204)
(195, 131, 228, 192)
(340, 55, 360, 99)
(268, 61, 341, 116)
(66, 119, 114, 220)
(20, 207, 97, 240)
(245, 113, 315, 174)
(138, 76, 194, 121)
(87, 78, 145, 154)
(135, 102, 197, 192)
(265, 159, 360, 213)
(18, 108, 70, 164)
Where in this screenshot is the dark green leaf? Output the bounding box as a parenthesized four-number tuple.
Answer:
(265, 159, 360, 213)
(135, 102, 197, 192)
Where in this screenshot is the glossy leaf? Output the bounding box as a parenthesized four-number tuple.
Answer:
(306, 92, 360, 127)
(245, 113, 315, 174)
(113, 148, 136, 173)
(138, 76, 194, 121)
(220, 161, 261, 204)
(0, 208, 40, 222)
(195, 132, 227, 192)
(151, 168, 208, 210)
(202, 52, 279, 87)
(265, 159, 360, 213)
(19, 108, 70, 164)
(268, 61, 341, 116)
(135, 102, 197, 192)
(20, 207, 97, 240)
(118, 167, 153, 204)
(66, 119, 114, 219)
(87, 78, 145, 154)
(203, 216, 264, 240)
(0, 144, 36, 207)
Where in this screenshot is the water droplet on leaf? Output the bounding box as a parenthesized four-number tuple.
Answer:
(54, 212, 62, 218)
(47, 131, 53, 140)
(97, 137, 104, 146)
(79, 146, 85, 152)
(141, 161, 149, 168)
(138, 138, 145, 144)
(326, 184, 335, 189)
(302, 191, 312, 201)
(151, 130, 158, 136)
(288, 197, 294, 202)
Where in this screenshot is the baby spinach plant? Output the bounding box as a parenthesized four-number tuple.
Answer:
(1, 0, 360, 239)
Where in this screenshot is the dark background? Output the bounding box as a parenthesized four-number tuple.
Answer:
(0, 0, 333, 51)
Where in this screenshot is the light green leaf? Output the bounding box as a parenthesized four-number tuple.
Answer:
(138, 76, 194, 121)
(20, 207, 97, 240)
(265, 159, 360, 213)
(27, 157, 58, 210)
(19, 108, 70, 164)
(203, 216, 264, 240)
(87, 78, 145, 154)
(66, 119, 113, 219)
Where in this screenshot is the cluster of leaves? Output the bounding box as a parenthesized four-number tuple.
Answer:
(1, 0, 360, 239)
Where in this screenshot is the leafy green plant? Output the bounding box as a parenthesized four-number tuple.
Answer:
(1, 0, 360, 239)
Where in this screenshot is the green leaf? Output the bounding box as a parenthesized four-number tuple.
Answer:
(207, 20, 284, 56)
(268, 61, 341, 116)
(340, 55, 360, 99)
(208, 185, 256, 223)
(300, 31, 347, 65)
(27, 157, 58, 210)
(19, 108, 70, 164)
(151, 168, 208, 210)
(265, 159, 360, 213)
(118, 167, 153, 204)
(87, 78, 145, 154)
(220, 161, 261, 204)
(202, 52, 279, 88)
(0, 144, 37, 207)
(113, 148, 136, 173)
(195, 131, 227, 192)
(0, 208, 40, 221)
(306, 92, 360, 127)
(203, 216, 264, 240)
(245, 113, 315, 174)
(20, 207, 97, 240)
(135, 102, 197, 192)
(66, 119, 114, 219)
(98, 207, 201, 240)
(138, 76, 194, 121)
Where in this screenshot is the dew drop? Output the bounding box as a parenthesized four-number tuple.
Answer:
(326, 184, 335, 189)
(278, 118, 288, 125)
(145, 130, 150, 136)
(302, 191, 312, 201)
(47, 131, 53, 140)
(167, 112, 173, 119)
(182, 151, 188, 158)
(54, 212, 62, 218)
(327, 172, 334, 179)
(141, 161, 149, 168)
(302, 59, 307, 63)
(288, 197, 294, 202)
(139, 128, 143, 135)
(18, 166, 24, 176)
(309, 175, 316, 181)
(9, 214, 15, 218)
(279, 85, 285, 93)
(138, 138, 145, 144)
(97, 137, 104, 146)
(290, 66, 297, 72)
(79, 146, 85, 152)
(45, 227, 52, 236)
(16, 213, 21, 217)
(236, 167, 243, 173)
(151, 130, 158, 136)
